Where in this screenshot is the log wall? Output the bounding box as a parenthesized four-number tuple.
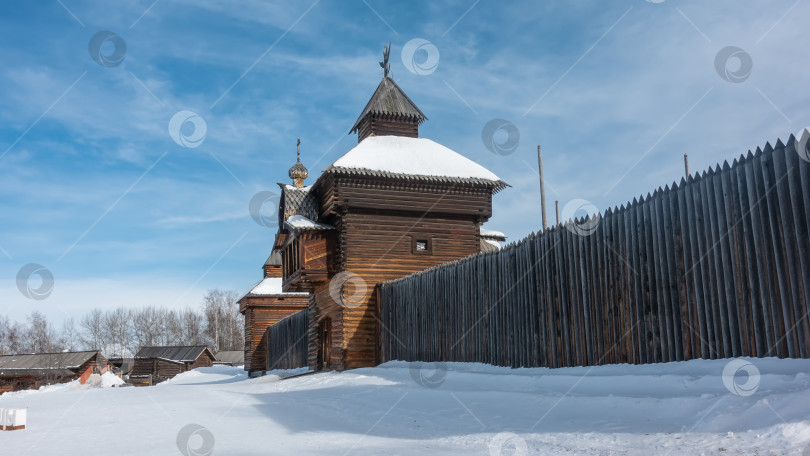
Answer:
(305, 210, 484, 370)
(379, 137, 810, 368)
(241, 296, 309, 372)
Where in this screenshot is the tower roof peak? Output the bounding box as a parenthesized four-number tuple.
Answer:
(350, 77, 427, 134)
(351, 44, 428, 142)
(288, 138, 308, 188)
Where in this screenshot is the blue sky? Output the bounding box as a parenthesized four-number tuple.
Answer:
(1, 0, 808, 324)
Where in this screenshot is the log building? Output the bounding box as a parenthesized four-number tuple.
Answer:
(239, 184, 311, 375)
(0, 351, 108, 394)
(242, 47, 507, 372)
(130, 345, 216, 386)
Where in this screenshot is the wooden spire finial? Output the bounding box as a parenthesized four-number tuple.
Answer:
(289, 138, 308, 188)
(380, 42, 391, 78)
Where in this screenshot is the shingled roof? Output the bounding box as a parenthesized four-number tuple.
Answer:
(278, 184, 319, 223)
(350, 76, 427, 133)
(0, 351, 104, 377)
(264, 249, 282, 266)
(214, 350, 245, 365)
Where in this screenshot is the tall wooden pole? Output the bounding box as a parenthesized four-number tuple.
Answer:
(538, 145, 547, 230)
(684, 154, 690, 178)
(555, 200, 560, 227)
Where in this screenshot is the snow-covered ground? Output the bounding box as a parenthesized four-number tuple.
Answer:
(1, 358, 809, 455)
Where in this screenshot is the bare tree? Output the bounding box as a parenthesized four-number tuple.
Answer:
(203, 289, 244, 351)
(0, 315, 26, 355)
(59, 317, 80, 351)
(161, 309, 183, 346)
(2, 289, 244, 358)
(104, 307, 133, 357)
(133, 306, 162, 350)
(180, 308, 205, 345)
(80, 309, 105, 350)
(25, 311, 57, 353)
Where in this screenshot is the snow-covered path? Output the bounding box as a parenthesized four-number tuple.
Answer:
(1, 358, 809, 455)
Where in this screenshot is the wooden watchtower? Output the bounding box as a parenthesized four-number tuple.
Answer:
(277, 47, 508, 371)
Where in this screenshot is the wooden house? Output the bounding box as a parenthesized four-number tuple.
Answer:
(130, 345, 215, 386)
(270, 50, 508, 371)
(238, 248, 310, 375)
(0, 351, 108, 394)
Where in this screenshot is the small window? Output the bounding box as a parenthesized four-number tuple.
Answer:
(412, 237, 432, 254)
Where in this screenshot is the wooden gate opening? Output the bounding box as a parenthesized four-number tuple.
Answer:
(318, 317, 332, 371)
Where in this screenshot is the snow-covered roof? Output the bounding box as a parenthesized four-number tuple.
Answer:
(285, 215, 334, 231)
(239, 277, 309, 302)
(284, 184, 312, 191)
(480, 227, 506, 240)
(325, 136, 508, 190)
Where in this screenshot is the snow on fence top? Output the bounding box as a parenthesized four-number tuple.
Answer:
(327, 136, 505, 186)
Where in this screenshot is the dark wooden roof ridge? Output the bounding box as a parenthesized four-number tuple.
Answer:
(321, 166, 510, 193)
(214, 350, 245, 364)
(0, 350, 99, 358)
(264, 249, 282, 266)
(350, 76, 427, 133)
(0, 351, 104, 375)
(134, 345, 213, 362)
